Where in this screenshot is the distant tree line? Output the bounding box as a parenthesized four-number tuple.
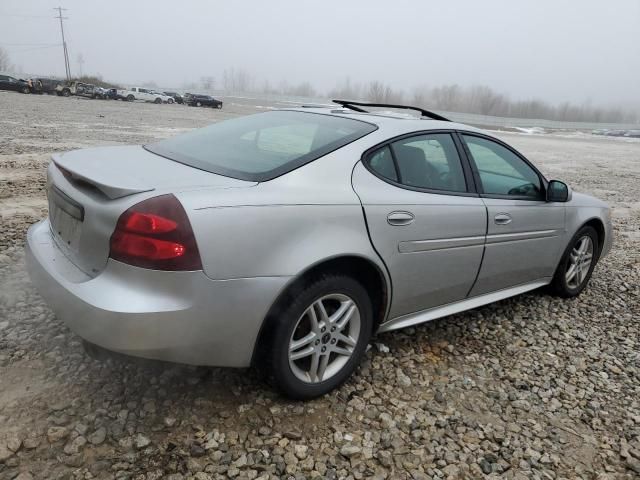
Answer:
(206, 71, 638, 123)
(328, 78, 638, 124)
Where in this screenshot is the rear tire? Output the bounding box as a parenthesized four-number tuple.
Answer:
(264, 274, 373, 400)
(550, 226, 598, 298)
(196, 101, 202, 107)
(62, 89, 71, 97)
(154, 97, 162, 104)
(127, 95, 134, 102)
(21, 86, 30, 94)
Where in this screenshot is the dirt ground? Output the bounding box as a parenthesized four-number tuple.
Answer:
(0, 91, 639, 479)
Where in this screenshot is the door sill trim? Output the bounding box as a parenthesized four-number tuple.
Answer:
(377, 278, 551, 333)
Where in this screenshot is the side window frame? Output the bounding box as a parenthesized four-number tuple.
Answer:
(456, 131, 548, 201)
(362, 130, 479, 197)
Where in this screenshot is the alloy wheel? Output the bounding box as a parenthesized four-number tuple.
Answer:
(565, 235, 594, 289)
(288, 293, 361, 383)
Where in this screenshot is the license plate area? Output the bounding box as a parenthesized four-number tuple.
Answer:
(48, 185, 84, 252)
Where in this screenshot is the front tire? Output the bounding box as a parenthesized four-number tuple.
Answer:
(196, 101, 202, 107)
(127, 95, 134, 102)
(266, 274, 373, 400)
(154, 97, 162, 104)
(551, 226, 598, 297)
(21, 86, 30, 94)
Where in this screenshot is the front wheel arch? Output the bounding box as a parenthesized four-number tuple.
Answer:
(251, 255, 389, 367)
(582, 218, 605, 260)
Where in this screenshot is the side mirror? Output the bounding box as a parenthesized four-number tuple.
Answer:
(547, 180, 571, 202)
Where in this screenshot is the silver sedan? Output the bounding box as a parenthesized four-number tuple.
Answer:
(26, 101, 612, 399)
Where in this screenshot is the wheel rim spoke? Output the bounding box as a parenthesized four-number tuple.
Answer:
(290, 346, 314, 361)
(290, 331, 316, 352)
(331, 300, 355, 330)
(314, 300, 330, 325)
(566, 264, 577, 283)
(307, 305, 320, 334)
(307, 351, 320, 381)
(332, 345, 353, 357)
(335, 332, 356, 348)
(316, 354, 330, 381)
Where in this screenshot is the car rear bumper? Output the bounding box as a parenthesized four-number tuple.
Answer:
(26, 219, 289, 367)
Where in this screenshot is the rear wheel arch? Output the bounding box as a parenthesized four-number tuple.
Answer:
(251, 255, 389, 367)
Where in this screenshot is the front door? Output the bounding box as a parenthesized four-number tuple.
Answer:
(459, 133, 566, 296)
(352, 132, 487, 319)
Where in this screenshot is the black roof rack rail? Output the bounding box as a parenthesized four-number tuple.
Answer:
(332, 99, 450, 122)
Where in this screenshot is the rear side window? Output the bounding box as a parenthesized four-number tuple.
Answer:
(366, 133, 467, 193)
(145, 111, 377, 181)
(368, 146, 397, 181)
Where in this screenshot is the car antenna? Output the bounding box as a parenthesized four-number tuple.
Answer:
(332, 99, 450, 121)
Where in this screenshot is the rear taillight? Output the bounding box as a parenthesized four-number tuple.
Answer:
(109, 194, 202, 271)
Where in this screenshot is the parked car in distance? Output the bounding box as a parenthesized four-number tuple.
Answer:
(25, 101, 613, 399)
(623, 130, 640, 138)
(164, 91, 183, 104)
(591, 129, 608, 136)
(105, 88, 120, 100)
(30, 77, 62, 95)
(92, 87, 109, 99)
(0, 74, 31, 94)
(117, 87, 171, 104)
(55, 81, 96, 98)
(150, 90, 174, 104)
(605, 130, 626, 137)
(187, 94, 223, 108)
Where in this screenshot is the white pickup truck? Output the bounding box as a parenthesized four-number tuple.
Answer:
(117, 87, 173, 104)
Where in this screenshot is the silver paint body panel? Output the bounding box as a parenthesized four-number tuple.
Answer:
(25, 108, 613, 366)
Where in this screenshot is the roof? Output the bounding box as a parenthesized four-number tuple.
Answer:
(288, 106, 485, 135)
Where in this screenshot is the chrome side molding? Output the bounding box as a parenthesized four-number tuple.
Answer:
(378, 279, 551, 333)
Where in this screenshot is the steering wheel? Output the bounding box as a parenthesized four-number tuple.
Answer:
(508, 183, 538, 196)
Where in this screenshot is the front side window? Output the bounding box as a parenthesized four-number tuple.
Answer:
(463, 135, 542, 199)
(366, 133, 467, 193)
(145, 111, 377, 181)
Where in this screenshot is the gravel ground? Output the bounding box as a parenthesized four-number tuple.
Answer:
(0, 91, 639, 480)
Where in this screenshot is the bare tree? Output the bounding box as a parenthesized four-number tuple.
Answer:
(201, 76, 215, 90)
(328, 77, 363, 100)
(0, 47, 12, 72)
(222, 68, 255, 93)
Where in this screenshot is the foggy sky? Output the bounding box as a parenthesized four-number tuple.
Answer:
(1, 0, 639, 107)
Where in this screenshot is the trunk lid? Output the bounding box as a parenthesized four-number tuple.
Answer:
(47, 145, 256, 276)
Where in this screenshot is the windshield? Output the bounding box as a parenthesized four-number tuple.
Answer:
(144, 111, 377, 181)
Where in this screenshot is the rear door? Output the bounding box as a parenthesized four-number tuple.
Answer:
(459, 133, 566, 295)
(352, 131, 487, 319)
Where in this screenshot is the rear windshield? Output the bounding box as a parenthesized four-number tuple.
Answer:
(145, 110, 377, 181)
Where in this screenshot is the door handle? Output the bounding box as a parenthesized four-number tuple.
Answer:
(494, 213, 512, 225)
(387, 211, 415, 226)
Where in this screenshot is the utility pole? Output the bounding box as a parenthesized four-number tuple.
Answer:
(54, 7, 71, 81)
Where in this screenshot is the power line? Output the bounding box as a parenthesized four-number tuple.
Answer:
(0, 42, 60, 47)
(5, 45, 62, 53)
(53, 6, 70, 81)
(0, 14, 52, 19)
